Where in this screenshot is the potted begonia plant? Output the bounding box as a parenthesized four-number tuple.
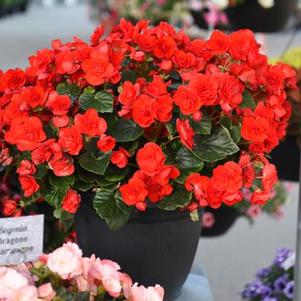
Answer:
(0, 242, 164, 301)
(0, 21, 295, 299)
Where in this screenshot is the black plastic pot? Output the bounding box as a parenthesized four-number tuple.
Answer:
(225, 0, 297, 32)
(201, 206, 239, 237)
(75, 195, 201, 301)
(270, 135, 300, 182)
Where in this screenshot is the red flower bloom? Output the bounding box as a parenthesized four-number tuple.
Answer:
(176, 119, 195, 150)
(136, 33, 156, 52)
(97, 135, 116, 153)
(132, 94, 155, 128)
(173, 86, 202, 115)
(173, 50, 196, 69)
(52, 115, 70, 128)
(241, 116, 269, 143)
(5, 117, 46, 151)
(120, 178, 148, 211)
(111, 147, 130, 168)
(190, 74, 218, 106)
(262, 163, 278, 191)
(48, 154, 74, 177)
(21, 86, 47, 109)
(0, 199, 18, 217)
(205, 30, 229, 55)
(58, 126, 83, 155)
(31, 139, 62, 165)
(153, 36, 177, 59)
(74, 108, 107, 137)
(0, 68, 25, 92)
(46, 91, 71, 116)
(81, 50, 115, 86)
(212, 161, 242, 192)
(62, 189, 81, 214)
(152, 94, 173, 122)
(16, 160, 36, 176)
(185, 173, 210, 207)
(19, 175, 40, 197)
(136, 142, 165, 176)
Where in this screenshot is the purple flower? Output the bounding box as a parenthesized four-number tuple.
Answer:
(263, 298, 277, 301)
(256, 267, 272, 279)
(283, 281, 294, 299)
(274, 248, 294, 267)
(242, 280, 264, 298)
(274, 274, 289, 292)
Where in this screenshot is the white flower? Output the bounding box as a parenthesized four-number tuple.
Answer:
(257, 0, 275, 9)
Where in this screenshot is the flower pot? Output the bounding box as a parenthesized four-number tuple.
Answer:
(270, 135, 300, 182)
(225, 0, 297, 32)
(201, 206, 239, 237)
(75, 194, 201, 301)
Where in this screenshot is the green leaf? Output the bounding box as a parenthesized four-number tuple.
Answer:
(190, 113, 211, 135)
(93, 190, 133, 231)
(56, 83, 81, 100)
(45, 188, 66, 207)
(176, 147, 204, 170)
(74, 292, 90, 301)
(240, 90, 255, 110)
(157, 185, 192, 211)
(35, 165, 48, 180)
(49, 174, 74, 190)
(230, 125, 241, 144)
(105, 165, 129, 182)
(192, 126, 239, 162)
(175, 148, 204, 183)
(75, 180, 95, 192)
(79, 152, 111, 175)
(107, 118, 143, 142)
(79, 89, 113, 113)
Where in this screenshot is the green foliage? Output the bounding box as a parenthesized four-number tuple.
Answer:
(107, 117, 144, 142)
(79, 151, 111, 175)
(192, 126, 239, 162)
(93, 189, 133, 231)
(157, 185, 192, 210)
(79, 88, 114, 113)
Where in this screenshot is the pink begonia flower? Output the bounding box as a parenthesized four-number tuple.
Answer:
(120, 272, 133, 288)
(202, 211, 215, 228)
(38, 283, 56, 300)
(90, 258, 120, 280)
(125, 283, 164, 301)
(102, 276, 122, 298)
(47, 242, 82, 279)
(0, 267, 29, 298)
(247, 205, 262, 219)
(10, 285, 38, 301)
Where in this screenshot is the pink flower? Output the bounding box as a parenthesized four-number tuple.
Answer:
(0, 267, 29, 298)
(47, 242, 82, 279)
(102, 276, 122, 298)
(10, 285, 38, 301)
(202, 212, 215, 228)
(246, 205, 263, 219)
(125, 284, 164, 301)
(38, 283, 56, 300)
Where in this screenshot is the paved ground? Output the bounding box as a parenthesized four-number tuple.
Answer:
(0, 5, 300, 300)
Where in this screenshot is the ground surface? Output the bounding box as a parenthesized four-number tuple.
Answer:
(0, 5, 299, 300)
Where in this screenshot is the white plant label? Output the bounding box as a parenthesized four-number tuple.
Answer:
(0, 215, 44, 265)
